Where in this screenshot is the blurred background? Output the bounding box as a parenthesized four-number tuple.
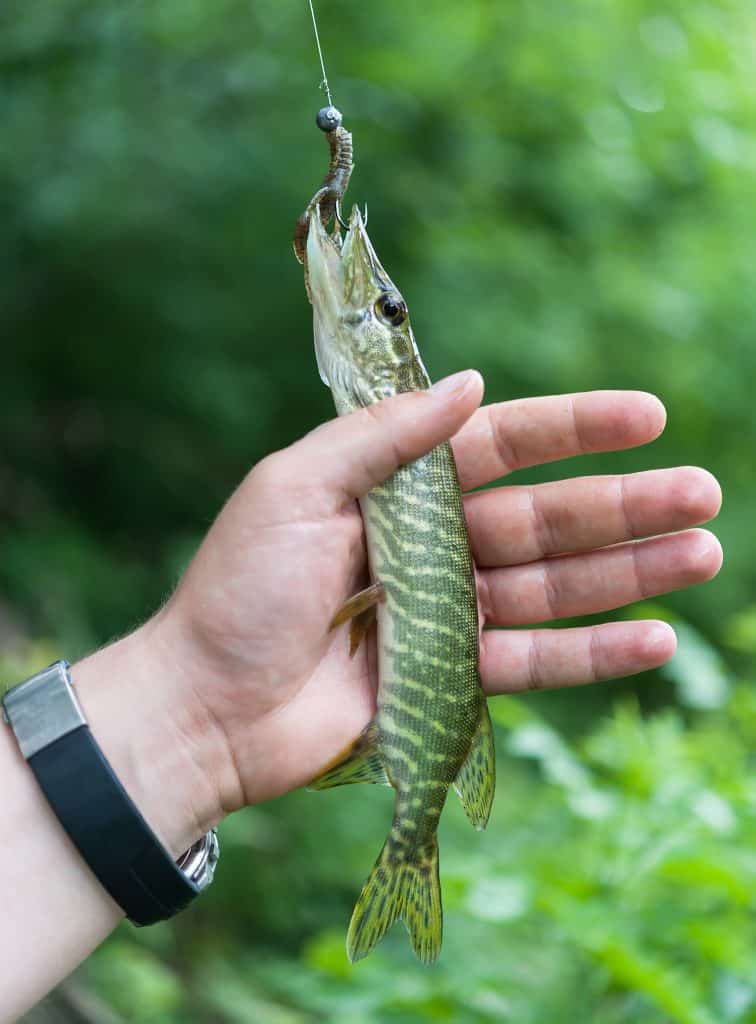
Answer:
(1, 0, 754, 1021)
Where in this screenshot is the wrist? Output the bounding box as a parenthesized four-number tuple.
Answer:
(72, 615, 232, 858)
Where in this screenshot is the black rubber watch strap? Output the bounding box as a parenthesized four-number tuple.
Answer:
(29, 724, 199, 925)
(2, 661, 217, 926)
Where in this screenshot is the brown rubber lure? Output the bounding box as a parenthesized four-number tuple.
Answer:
(292, 105, 354, 264)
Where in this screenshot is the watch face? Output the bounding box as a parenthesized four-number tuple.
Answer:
(177, 829, 220, 890)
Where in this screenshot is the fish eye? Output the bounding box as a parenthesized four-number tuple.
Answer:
(375, 294, 408, 326)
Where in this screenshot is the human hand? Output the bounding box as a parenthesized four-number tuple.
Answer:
(77, 372, 721, 854)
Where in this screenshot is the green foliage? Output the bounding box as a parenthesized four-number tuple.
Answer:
(1, 0, 752, 1020)
(0, 0, 750, 651)
(67, 630, 754, 1023)
(83, 942, 183, 1023)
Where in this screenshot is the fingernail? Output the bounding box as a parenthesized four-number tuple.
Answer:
(430, 369, 481, 398)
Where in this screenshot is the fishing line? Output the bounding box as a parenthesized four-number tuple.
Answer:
(307, 0, 334, 107)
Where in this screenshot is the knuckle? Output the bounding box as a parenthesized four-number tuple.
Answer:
(477, 570, 494, 625)
(529, 488, 560, 556)
(618, 474, 637, 538)
(567, 395, 589, 454)
(628, 542, 649, 598)
(489, 406, 519, 474)
(540, 563, 562, 620)
(526, 635, 546, 690)
(588, 628, 604, 683)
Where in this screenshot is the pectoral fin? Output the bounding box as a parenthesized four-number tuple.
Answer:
(307, 720, 389, 790)
(454, 700, 496, 830)
(330, 581, 385, 658)
(347, 606, 376, 657)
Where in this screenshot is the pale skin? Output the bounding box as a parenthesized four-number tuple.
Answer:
(0, 373, 722, 1019)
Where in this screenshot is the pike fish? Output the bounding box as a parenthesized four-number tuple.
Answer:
(302, 204, 495, 964)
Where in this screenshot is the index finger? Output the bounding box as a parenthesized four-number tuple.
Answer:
(451, 390, 666, 492)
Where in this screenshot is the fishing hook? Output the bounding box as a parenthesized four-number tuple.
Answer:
(335, 199, 368, 231)
(335, 199, 349, 230)
(334, 199, 369, 230)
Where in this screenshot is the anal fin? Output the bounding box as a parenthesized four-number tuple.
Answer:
(453, 700, 496, 830)
(308, 720, 389, 790)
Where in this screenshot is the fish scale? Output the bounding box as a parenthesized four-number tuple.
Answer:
(366, 449, 481, 822)
(302, 202, 496, 965)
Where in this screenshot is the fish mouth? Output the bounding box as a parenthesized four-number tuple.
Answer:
(306, 204, 398, 393)
(305, 204, 344, 322)
(306, 204, 389, 313)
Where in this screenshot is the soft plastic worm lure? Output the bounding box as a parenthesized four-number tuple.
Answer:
(292, 105, 354, 265)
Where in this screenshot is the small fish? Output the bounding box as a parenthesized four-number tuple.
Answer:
(301, 202, 496, 965)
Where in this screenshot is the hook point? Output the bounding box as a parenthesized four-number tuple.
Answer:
(335, 199, 349, 230)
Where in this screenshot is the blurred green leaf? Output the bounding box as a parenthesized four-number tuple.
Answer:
(724, 605, 756, 655)
(661, 622, 731, 709)
(83, 941, 183, 1023)
(4, 0, 751, 1020)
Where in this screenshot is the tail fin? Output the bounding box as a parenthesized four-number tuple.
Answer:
(347, 835, 442, 965)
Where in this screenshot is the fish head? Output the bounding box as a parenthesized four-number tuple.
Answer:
(306, 204, 428, 412)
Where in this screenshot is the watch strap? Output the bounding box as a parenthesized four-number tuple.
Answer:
(3, 661, 218, 926)
(30, 724, 201, 924)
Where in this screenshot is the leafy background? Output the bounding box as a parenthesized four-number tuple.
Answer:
(1, 0, 754, 1020)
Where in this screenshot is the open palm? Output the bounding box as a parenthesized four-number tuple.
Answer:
(166, 377, 721, 815)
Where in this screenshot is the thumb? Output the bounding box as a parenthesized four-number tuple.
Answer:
(274, 370, 484, 512)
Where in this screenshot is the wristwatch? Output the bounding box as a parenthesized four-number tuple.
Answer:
(2, 660, 219, 925)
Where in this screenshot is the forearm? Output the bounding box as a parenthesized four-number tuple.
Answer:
(0, 619, 224, 1021)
